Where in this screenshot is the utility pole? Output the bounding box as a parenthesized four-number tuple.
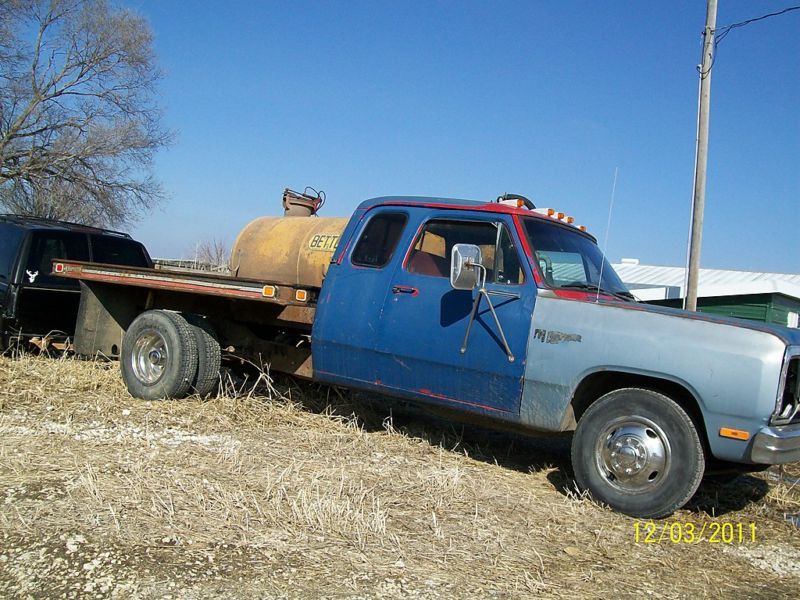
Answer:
(685, 0, 718, 311)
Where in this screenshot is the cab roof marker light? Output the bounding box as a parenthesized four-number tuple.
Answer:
(566, 216, 575, 224)
(578, 225, 587, 232)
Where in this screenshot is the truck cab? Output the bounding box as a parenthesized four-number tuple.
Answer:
(0, 214, 152, 349)
(313, 197, 628, 416)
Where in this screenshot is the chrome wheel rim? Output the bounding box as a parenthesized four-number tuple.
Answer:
(130, 328, 168, 385)
(595, 416, 670, 492)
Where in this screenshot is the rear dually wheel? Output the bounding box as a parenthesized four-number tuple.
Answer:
(121, 310, 198, 400)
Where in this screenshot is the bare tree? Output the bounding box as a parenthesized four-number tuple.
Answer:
(195, 237, 230, 272)
(0, 0, 171, 227)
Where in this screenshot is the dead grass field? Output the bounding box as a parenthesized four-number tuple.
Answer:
(1, 354, 799, 599)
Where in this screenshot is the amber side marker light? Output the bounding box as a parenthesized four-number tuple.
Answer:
(262, 285, 277, 298)
(295, 289, 309, 302)
(719, 427, 750, 441)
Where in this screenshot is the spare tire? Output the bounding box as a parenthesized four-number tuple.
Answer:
(121, 310, 198, 400)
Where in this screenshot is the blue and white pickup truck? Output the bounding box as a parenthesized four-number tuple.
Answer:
(55, 191, 800, 518)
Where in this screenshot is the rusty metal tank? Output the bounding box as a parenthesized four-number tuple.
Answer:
(230, 189, 348, 288)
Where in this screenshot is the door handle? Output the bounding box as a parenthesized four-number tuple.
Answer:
(392, 285, 418, 295)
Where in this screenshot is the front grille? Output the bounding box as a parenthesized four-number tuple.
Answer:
(774, 357, 800, 425)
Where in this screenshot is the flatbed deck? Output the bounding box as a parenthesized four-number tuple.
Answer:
(52, 259, 319, 307)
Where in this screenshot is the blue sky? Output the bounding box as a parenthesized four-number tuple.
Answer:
(127, 1, 799, 274)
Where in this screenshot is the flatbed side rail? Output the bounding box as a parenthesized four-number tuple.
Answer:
(51, 259, 319, 307)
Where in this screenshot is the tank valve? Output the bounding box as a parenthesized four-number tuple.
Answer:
(283, 187, 326, 217)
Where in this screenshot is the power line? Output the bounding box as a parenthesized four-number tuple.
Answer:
(715, 5, 800, 45)
(698, 4, 800, 76)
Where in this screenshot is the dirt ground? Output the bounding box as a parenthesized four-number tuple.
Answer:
(1, 355, 799, 599)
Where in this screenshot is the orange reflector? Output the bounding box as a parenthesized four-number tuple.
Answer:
(295, 289, 308, 302)
(719, 427, 750, 441)
(262, 285, 277, 298)
(54, 262, 64, 273)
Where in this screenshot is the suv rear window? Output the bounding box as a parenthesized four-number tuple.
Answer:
(90, 235, 150, 267)
(25, 232, 90, 286)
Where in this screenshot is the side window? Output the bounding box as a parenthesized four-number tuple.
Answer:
(406, 219, 524, 284)
(24, 232, 89, 286)
(351, 212, 408, 268)
(90, 235, 150, 267)
(0, 224, 25, 282)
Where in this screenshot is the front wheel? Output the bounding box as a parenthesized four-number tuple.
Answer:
(121, 310, 198, 400)
(571, 388, 705, 518)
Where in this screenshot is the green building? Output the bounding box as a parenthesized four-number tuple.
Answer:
(612, 261, 800, 329)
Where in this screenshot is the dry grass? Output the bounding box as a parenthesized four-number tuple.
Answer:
(1, 354, 799, 598)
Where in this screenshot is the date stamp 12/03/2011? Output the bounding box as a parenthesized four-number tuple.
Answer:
(634, 521, 757, 544)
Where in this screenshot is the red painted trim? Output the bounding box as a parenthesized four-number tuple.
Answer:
(412, 386, 508, 413)
(314, 370, 510, 414)
(376, 200, 526, 216)
(552, 289, 617, 302)
(336, 238, 352, 265)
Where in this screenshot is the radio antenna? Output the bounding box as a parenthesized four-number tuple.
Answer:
(596, 167, 619, 302)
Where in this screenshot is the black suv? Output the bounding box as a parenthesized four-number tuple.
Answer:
(0, 215, 152, 349)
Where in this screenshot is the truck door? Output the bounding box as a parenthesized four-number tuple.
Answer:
(0, 224, 25, 320)
(374, 214, 535, 415)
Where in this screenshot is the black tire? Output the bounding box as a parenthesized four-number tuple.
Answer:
(121, 310, 198, 400)
(571, 388, 705, 519)
(186, 316, 221, 398)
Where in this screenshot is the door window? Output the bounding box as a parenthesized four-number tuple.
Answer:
(351, 212, 408, 268)
(0, 224, 24, 282)
(406, 219, 524, 284)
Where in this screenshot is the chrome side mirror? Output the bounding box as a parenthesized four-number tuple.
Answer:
(450, 244, 482, 290)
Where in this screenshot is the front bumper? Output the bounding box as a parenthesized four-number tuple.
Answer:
(751, 423, 800, 464)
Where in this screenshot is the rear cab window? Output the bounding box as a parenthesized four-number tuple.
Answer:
(351, 212, 408, 268)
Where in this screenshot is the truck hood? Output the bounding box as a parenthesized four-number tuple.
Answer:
(613, 300, 800, 347)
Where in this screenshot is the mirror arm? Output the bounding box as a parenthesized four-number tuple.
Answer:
(460, 282, 515, 363)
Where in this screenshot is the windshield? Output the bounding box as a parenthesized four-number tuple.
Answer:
(521, 217, 631, 297)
